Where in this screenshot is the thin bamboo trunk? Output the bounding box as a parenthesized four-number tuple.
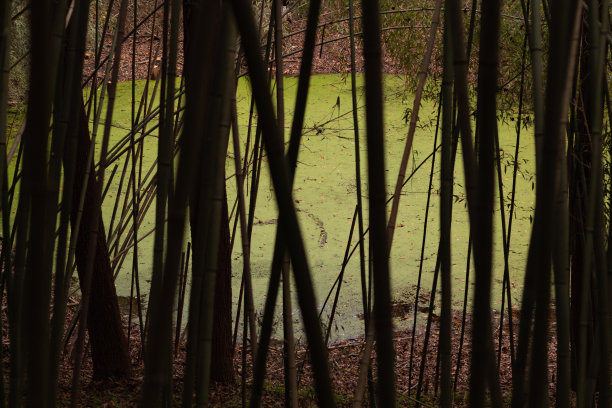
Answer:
(20, 0, 67, 405)
(347, 0, 368, 337)
(514, 1, 576, 406)
(444, 0, 502, 404)
(439, 6, 453, 405)
(352, 315, 375, 408)
(229, 83, 259, 380)
(0, 0, 10, 194)
(182, 7, 237, 408)
(496, 28, 529, 370)
(20, 0, 65, 404)
(247, 0, 323, 405)
(230, 0, 336, 405)
(127, 0, 144, 357)
(407, 95, 441, 396)
(529, 0, 545, 171)
(229, 93, 259, 359)
(71, 1, 129, 404)
(150, 0, 178, 316)
(145, 0, 223, 405)
(512, 0, 547, 401)
(273, 0, 298, 405)
(7, 133, 25, 408)
(552, 6, 582, 408)
(470, 0, 502, 405)
(360, 0, 395, 405)
(579, 0, 610, 405)
(233, 17, 275, 377)
(192, 12, 236, 406)
(0, 2, 12, 408)
(415, 251, 441, 402)
(386, 0, 442, 249)
(49, 4, 88, 394)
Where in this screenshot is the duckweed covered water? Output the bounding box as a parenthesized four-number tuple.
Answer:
(75, 74, 535, 340)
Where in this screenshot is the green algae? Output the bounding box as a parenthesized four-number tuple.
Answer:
(26, 73, 535, 341)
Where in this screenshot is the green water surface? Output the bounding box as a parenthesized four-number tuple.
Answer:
(6, 74, 537, 341)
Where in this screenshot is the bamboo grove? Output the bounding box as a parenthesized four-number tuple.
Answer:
(0, 0, 611, 406)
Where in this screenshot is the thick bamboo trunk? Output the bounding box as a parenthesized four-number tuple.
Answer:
(210, 188, 234, 383)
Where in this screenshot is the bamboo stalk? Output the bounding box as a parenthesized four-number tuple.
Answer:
(415, 252, 441, 403)
(0, 0, 10, 196)
(352, 315, 375, 408)
(347, 0, 369, 340)
(230, 83, 260, 366)
(439, 6, 453, 405)
(453, 236, 472, 393)
(473, 0, 503, 404)
(578, 0, 610, 405)
(231, 0, 336, 405)
(515, 1, 575, 406)
(594, 1, 610, 404)
(0, 3, 11, 407)
(445, 0, 504, 403)
(360, 0, 395, 404)
(528, 0, 545, 171)
(145, 0, 222, 403)
(407, 94, 441, 396)
(175, 243, 191, 355)
(247, 0, 324, 405)
(20, 0, 57, 405)
(512, 0, 546, 401)
(496, 27, 528, 370)
(48, 1, 91, 404)
(6, 140, 24, 408)
(71, 1, 129, 405)
(272, 1, 298, 405)
(551, 6, 582, 408)
(386, 0, 442, 249)
(127, 0, 144, 358)
(324, 208, 358, 344)
(192, 16, 236, 405)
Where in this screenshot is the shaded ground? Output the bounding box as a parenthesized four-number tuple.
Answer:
(49, 306, 562, 407)
(81, 1, 404, 84)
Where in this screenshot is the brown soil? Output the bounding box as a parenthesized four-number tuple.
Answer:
(49, 306, 563, 407)
(82, 2, 405, 85)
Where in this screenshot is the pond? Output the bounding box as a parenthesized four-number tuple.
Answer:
(21, 73, 535, 341)
(227, 74, 535, 340)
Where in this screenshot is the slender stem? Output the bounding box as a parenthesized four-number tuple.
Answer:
(231, 0, 336, 404)
(347, 0, 368, 337)
(386, 0, 442, 249)
(439, 7, 453, 405)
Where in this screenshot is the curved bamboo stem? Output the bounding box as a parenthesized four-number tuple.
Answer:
(386, 0, 442, 250)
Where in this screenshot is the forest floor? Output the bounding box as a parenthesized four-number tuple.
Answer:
(52, 305, 561, 407)
(81, 4, 405, 83)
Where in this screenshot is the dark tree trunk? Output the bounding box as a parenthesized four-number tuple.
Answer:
(188, 176, 234, 385)
(182, 0, 233, 385)
(569, 25, 595, 390)
(70, 99, 131, 380)
(210, 188, 234, 383)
